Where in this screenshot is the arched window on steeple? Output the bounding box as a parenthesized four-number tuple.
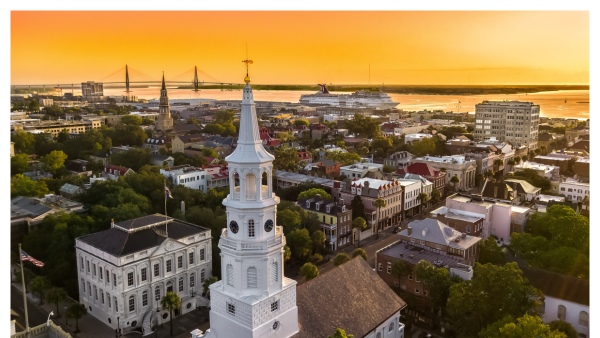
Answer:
(270, 261, 278, 284)
(245, 173, 257, 200)
(227, 264, 234, 287)
(247, 267, 257, 288)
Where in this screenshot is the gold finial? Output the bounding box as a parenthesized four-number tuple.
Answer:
(242, 43, 253, 83)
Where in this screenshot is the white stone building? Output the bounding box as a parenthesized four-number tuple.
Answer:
(474, 100, 540, 149)
(404, 133, 432, 144)
(558, 179, 590, 202)
(411, 155, 477, 191)
(340, 162, 384, 179)
(75, 215, 212, 333)
(160, 165, 208, 193)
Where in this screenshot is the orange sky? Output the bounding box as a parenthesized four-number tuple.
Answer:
(11, 11, 589, 85)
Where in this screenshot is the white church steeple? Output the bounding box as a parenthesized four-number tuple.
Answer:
(201, 64, 298, 338)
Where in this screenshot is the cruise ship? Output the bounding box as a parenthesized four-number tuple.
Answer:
(299, 84, 399, 109)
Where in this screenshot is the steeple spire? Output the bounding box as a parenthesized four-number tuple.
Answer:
(161, 71, 166, 90)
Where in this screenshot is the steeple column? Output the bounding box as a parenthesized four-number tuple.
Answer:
(256, 172, 262, 201)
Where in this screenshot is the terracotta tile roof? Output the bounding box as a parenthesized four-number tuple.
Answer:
(294, 257, 406, 338)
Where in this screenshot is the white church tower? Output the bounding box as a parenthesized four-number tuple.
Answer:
(201, 69, 299, 338)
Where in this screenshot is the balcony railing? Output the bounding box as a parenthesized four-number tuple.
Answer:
(220, 226, 284, 251)
(232, 185, 270, 200)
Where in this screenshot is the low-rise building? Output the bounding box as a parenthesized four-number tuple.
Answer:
(384, 151, 414, 171)
(340, 162, 384, 179)
(150, 154, 174, 167)
(298, 197, 352, 251)
(480, 179, 516, 204)
(573, 158, 590, 179)
(533, 155, 570, 173)
(430, 206, 484, 237)
(514, 161, 559, 181)
(274, 170, 336, 190)
(312, 159, 343, 179)
(59, 183, 86, 198)
(143, 137, 172, 154)
(558, 179, 589, 203)
(411, 155, 476, 191)
(397, 162, 446, 198)
(160, 165, 207, 193)
(404, 133, 433, 144)
(504, 179, 541, 202)
(102, 165, 134, 180)
(75, 215, 212, 332)
(172, 134, 204, 154)
(205, 164, 230, 190)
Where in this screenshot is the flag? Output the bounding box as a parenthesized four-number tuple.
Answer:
(21, 250, 44, 267)
(165, 186, 173, 199)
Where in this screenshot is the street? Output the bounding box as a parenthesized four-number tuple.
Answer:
(11, 284, 50, 333)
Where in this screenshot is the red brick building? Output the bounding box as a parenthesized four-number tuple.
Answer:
(430, 206, 484, 237)
(397, 162, 446, 197)
(313, 159, 343, 178)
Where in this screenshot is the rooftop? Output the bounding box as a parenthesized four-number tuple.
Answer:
(379, 240, 467, 270)
(399, 218, 481, 249)
(430, 206, 484, 223)
(414, 155, 473, 165)
(275, 170, 336, 188)
(341, 163, 383, 171)
(520, 266, 588, 305)
(293, 257, 406, 338)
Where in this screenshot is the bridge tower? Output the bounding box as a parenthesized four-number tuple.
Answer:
(125, 64, 130, 93)
(193, 66, 200, 91)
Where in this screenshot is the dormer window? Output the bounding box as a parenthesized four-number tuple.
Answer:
(306, 202, 310, 208)
(342, 206, 345, 212)
(326, 206, 330, 213)
(316, 203, 320, 211)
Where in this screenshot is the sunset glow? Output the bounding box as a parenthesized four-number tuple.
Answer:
(11, 11, 589, 85)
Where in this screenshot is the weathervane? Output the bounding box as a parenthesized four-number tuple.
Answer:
(242, 43, 253, 83)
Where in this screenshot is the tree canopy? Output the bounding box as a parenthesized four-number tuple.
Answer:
(274, 146, 300, 172)
(324, 150, 362, 166)
(478, 314, 567, 338)
(297, 188, 332, 201)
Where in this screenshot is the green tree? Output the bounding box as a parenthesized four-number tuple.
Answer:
(274, 146, 300, 172)
(344, 113, 381, 138)
(350, 195, 366, 220)
(494, 159, 504, 168)
(161, 292, 182, 337)
(11, 153, 30, 175)
(294, 119, 309, 126)
(478, 237, 506, 265)
(28, 100, 40, 112)
(417, 192, 429, 215)
(66, 303, 87, 333)
(447, 262, 542, 337)
(120, 115, 143, 126)
(202, 276, 219, 296)
(478, 314, 567, 338)
(299, 262, 319, 281)
(283, 245, 291, 262)
(31, 276, 50, 305)
(352, 248, 367, 261)
(297, 188, 332, 201)
(333, 253, 350, 266)
(450, 175, 460, 190)
(352, 217, 367, 247)
(383, 164, 395, 173)
(203, 123, 226, 135)
(12, 130, 37, 154)
(430, 188, 442, 205)
(409, 137, 438, 157)
(41, 150, 68, 174)
(324, 150, 362, 166)
(311, 230, 326, 252)
(277, 209, 302, 236)
(414, 260, 457, 310)
(548, 320, 578, 338)
(390, 259, 410, 287)
(110, 148, 151, 172)
(374, 198, 386, 240)
(11, 174, 50, 198)
(186, 117, 200, 125)
(287, 228, 313, 261)
(46, 287, 67, 317)
(328, 328, 354, 338)
(201, 147, 219, 159)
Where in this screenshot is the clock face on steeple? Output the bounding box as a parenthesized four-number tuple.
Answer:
(230, 220, 239, 234)
(264, 219, 274, 232)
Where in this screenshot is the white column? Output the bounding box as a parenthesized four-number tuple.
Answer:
(256, 172, 262, 201)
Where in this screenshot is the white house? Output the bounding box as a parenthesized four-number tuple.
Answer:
(75, 215, 212, 333)
(397, 177, 423, 218)
(404, 133, 433, 144)
(558, 179, 590, 202)
(160, 165, 208, 193)
(522, 267, 589, 338)
(340, 162, 384, 179)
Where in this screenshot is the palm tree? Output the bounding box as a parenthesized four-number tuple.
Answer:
(66, 303, 87, 333)
(374, 198, 386, 240)
(507, 159, 516, 172)
(430, 189, 442, 205)
(161, 292, 182, 337)
(46, 287, 67, 318)
(484, 170, 494, 181)
(352, 217, 367, 247)
(493, 159, 504, 171)
(513, 156, 521, 164)
(417, 192, 429, 216)
(450, 175, 460, 191)
(202, 276, 219, 297)
(390, 259, 410, 288)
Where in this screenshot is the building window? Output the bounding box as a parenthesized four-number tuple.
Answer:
(179, 277, 184, 292)
(142, 291, 148, 307)
(113, 273, 116, 287)
(100, 289, 104, 304)
(80, 257, 84, 270)
(128, 272, 134, 286)
(189, 252, 194, 264)
(200, 269, 205, 283)
(227, 264, 234, 287)
(141, 268, 147, 282)
(270, 262, 278, 283)
(86, 260, 90, 273)
(579, 311, 588, 327)
(108, 293, 111, 308)
(415, 289, 420, 294)
(377, 333, 381, 338)
(227, 303, 235, 315)
(93, 264, 96, 276)
(408, 272, 413, 280)
(155, 287, 160, 301)
(154, 264, 159, 277)
(271, 300, 278, 312)
(247, 267, 257, 288)
(378, 263, 382, 271)
(94, 286, 97, 300)
(389, 322, 394, 332)
(178, 256, 183, 269)
(88, 282, 91, 296)
(190, 274, 195, 288)
(248, 220, 255, 238)
(106, 270, 110, 283)
(467, 226, 471, 233)
(99, 267, 103, 280)
(129, 296, 135, 312)
(166, 260, 172, 273)
(81, 279, 85, 293)
(200, 249, 205, 261)
(114, 297, 118, 312)
(558, 305, 566, 321)
(387, 265, 392, 274)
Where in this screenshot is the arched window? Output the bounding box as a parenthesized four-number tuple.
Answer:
(114, 297, 118, 312)
(270, 262, 278, 284)
(579, 311, 589, 327)
(166, 281, 173, 293)
(227, 264, 234, 287)
(107, 293, 111, 308)
(376, 333, 381, 338)
(558, 305, 566, 321)
(129, 295, 135, 312)
(245, 173, 257, 200)
(248, 219, 255, 238)
(389, 321, 394, 332)
(88, 282, 91, 296)
(466, 225, 471, 233)
(155, 286, 160, 301)
(81, 279, 85, 293)
(100, 289, 104, 304)
(178, 277, 184, 292)
(190, 273, 195, 288)
(247, 267, 257, 288)
(142, 291, 148, 306)
(200, 269, 205, 283)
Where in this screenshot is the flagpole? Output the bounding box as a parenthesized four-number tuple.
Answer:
(164, 179, 168, 237)
(19, 243, 30, 338)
